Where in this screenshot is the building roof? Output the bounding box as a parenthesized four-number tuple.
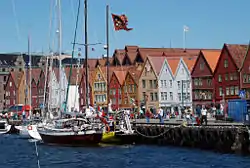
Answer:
(147, 56, 166, 75)
(64, 67, 84, 85)
(166, 57, 180, 75)
(127, 69, 141, 85)
(10, 71, 24, 87)
(125, 52, 137, 64)
(226, 44, 248, 69)
(31, 68, 42, 84)
(182, 56, 197, 72)
(201, 50, 221, 72)
(113, 70, 127, 85)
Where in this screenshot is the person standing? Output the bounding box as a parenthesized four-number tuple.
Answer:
(201, 105, 207, 125)
(145, 108, 151, 123)
(158, 107, 164, 124)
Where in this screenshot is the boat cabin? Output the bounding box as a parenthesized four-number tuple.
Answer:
(54, 118, 89, 129)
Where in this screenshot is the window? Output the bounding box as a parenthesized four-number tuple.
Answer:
(187, 80, 190, 89)
(177, 81, 180, 89)
(243, 74, 247, 83)
(224, 59, 228, 68)
(9, 82, 12, 87)
(164, 92, 167, 100)
(230, 86, 234, 95)
(143, 92, 146, 101)
(225, 74, 228, 81)
(3, 76, 6, 82)
(142, 80, 146, 88)
(207, 92, 212, 99)
(200, 62, 204, 70)
(226, 87, 230, 96)
(149, 80, 153, 88)
(153, 80, 157, 88)
(154, 92, 158, 101)
(187, 93, 190, 101)
(194, 79, 198, 86)
(234, 86, 239, 95)
(233, 73, 238, 80)
(161, 80, 163, 87)
(194, 91, 199, 99)
(181, 68, 184, 74)
(178, 93, 181, 101)
(164, 80, 167, 87)
(219, 87, 223, 96)
(198, 78, 202, 86)
(161, 92, 164, 100)
(207, 79, 212, 86)
(169, 80, 172, 88)
(150, 93, 154, 101)
(183, 82, 186, 89)
(218, 75, 222, 82)
(230, 74, 233, 81)
(170, 92, 173, 100)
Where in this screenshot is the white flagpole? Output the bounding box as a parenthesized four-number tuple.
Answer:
(183, 25, 189, 51)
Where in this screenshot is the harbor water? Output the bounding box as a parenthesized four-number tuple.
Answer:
(1, 135, 250, 168)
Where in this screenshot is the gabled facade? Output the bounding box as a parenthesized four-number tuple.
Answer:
(5, 71, 25, 108)
(109, 71, 126, 110)
(191, 50, 221, 106)
(37, 70, 46, 108)
(239, 44, 250, 98)
(138, 57, 159, 109)
(91, 66, 107, 107)
(78, 70, 94, 110)
(158, 58, 177, 111)
(121, 70, 140, 108)
(175, 57, 196, 108)
(214, 44, 247, 102)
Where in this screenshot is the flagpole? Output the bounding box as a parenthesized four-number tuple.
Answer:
(106, 5, 110, 110)
(183, 26, 186, 51)
(84, 0, 89, 109)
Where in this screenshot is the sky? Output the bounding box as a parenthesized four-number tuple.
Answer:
(0, 0, 250, 59)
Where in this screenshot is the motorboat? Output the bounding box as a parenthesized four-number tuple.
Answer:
(0, 119, 11, 134)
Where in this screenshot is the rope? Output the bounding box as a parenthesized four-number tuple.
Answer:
(34, 141, 41, 168)
(134, 125, 181, 139)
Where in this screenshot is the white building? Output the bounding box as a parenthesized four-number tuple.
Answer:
(158, 58, 180, 112)
(158, 57, 196, 112)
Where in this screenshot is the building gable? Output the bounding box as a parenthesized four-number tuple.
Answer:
(214, 45, 238, 75)
(134, 52, 144, 63)
(122, 54, 132, 65)
(175, 59, 190, 78)
(139, 58, 158, 79)
(94, 67, 106, 83)
(191, 52, 212, 77)
(159, 59, 174, 80)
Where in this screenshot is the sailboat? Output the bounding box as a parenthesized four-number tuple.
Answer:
(37, 0, 104, 146)
(15, 36, 43, 139)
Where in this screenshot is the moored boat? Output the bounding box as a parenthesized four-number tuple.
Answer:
(0, 119, 11, 134)
(37, 118, 103, 146)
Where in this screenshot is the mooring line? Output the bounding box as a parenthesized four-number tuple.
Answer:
(134, 125, 181, 139)
(34, 141, 41, 168)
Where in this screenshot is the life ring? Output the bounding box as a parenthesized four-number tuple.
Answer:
(27, 125, 32, 130)
(105, 124, 110, 133)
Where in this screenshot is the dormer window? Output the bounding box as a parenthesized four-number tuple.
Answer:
(200, 62, 204, 70)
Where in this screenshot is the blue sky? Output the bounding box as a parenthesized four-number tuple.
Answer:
(0, 0, 250, 59)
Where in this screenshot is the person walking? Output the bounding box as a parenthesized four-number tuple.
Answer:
(158, 107, 164, 124)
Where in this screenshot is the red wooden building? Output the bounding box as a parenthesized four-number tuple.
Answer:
(78, 70, 94, 110)
(239, 44, 250, 98)
(109, 70, 126, 110)
(36, 69, 46, 107)
(213, 44, 248, 102)
(191, 50, 221, 105)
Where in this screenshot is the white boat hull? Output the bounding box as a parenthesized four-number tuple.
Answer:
(15, 125, 30, 138)
(0, 125, 11, 134)
(27, 125, 42, 140)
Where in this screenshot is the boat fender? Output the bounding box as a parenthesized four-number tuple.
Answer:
(105, 124, 110, 133)
(27, 125, 32, 130)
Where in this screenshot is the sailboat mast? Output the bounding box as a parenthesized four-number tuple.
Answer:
(106, 5, 110, 107)
(57, 0, 62, 115)
(28, 35, 32, 118)
(84, 0, 89, 109)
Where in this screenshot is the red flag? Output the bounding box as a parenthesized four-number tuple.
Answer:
(112, 13, 133, 31)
